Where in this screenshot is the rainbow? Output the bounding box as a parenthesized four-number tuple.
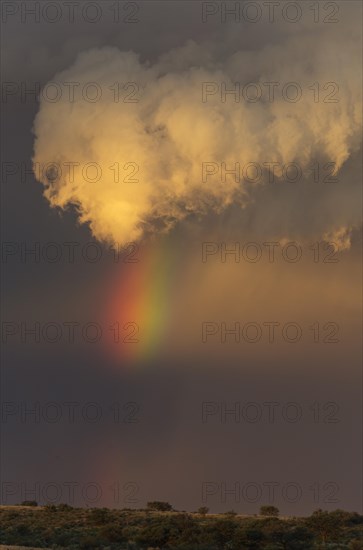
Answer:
(104, 237, 181, 365)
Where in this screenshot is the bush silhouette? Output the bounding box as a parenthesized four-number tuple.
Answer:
(260, 505, 279, 516)
(147, 501, 173, 512)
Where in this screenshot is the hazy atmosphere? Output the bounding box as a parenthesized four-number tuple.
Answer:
(1, 2, 362, 545)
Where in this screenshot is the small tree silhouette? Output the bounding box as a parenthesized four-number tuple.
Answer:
(147, 501, 173, 512)
(259, 505, 279, 516)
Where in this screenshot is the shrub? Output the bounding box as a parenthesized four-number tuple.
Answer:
(147, 501, 174, 512)
(57, 503, 73, 511)
(260, 505, 279, 517)
(44, 503, 57, 513)
(87, 507, 111, 525)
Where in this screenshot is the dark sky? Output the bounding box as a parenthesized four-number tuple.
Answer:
(1, 0, 362, 515)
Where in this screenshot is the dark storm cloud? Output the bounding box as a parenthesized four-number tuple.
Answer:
(1, 1, 362, 515)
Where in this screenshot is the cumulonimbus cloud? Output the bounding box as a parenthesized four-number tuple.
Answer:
(32, 20, 362, 246)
